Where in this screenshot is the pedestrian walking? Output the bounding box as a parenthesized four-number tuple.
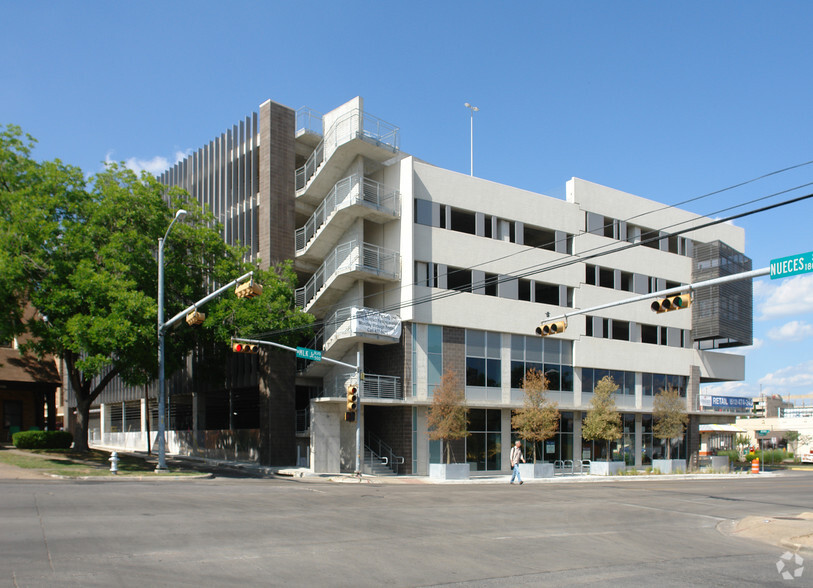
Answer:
(510, 440, 525, 484)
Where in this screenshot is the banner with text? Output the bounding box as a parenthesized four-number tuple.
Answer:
(351, 307, 401, 339)
(699, 395, 751, 409)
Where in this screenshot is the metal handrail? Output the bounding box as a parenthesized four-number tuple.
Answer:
(323, 372, 402, 400)
(295, 109, 400, 191)
(295, 175, 400, 252)
(295, 241, 400, 309)
(366, 431, 404, 474)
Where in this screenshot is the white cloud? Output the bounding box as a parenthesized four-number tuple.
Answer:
(756, 274, 813, 319)
(767, 320, 813, 341)
(700, 380, 757, 397)
(758, 359, 813, 394)
(103, 149, 192, 177)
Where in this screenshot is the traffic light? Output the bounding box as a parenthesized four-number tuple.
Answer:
(346, 385, 358, 412)
(185, 310, 205, 326)
(235, 280, 263, 299)
(535, 320, 566, 336)
(232, 342, 259, 354)
(650, 294, 691, 313)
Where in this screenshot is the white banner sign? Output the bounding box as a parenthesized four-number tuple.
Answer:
(351, 307, 401, 339)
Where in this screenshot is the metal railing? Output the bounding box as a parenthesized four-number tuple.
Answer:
(295, 409, 309, 434)
(295, 109, 400, 191)
(365, 431, 404, 475)
(323, 372, 402, 400)
(296, 107, 323, 135)
(295, 175, 400, 252)
(295, 241, 400, 309)
(554, 459, 591, 475)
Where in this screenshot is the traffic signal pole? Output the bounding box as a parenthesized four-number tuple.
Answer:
(539, 266, 770, 326)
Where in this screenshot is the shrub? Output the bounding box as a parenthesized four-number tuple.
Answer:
(745, 449, 792, 465)
(716, 449, 741, 463)
(12, 430, 73, 450)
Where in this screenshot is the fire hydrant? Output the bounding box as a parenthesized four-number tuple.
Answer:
(109, 451, 119, 475)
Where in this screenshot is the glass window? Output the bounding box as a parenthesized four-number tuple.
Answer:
(560, 365, 574, 392)
(466, 357, 486, 387)
(545, 364, 560, 391)
(544, 338, 560, 364)
(582, 368, 594, 393)
(486, 358, 501, 387)
(415, 199, 433, 226)
(486, 332, 501, 359)
(526, 337, 542, 363)
(466, 330, 484, 356)
(642, 372, 653, 396)
(511, 335, 524, 360)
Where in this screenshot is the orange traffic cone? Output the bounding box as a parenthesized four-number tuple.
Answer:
(751, 457, 760, 474)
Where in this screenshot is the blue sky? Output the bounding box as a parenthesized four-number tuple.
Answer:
(3, 1, 813, 401)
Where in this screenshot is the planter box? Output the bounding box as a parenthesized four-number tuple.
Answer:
(653, 459, 686, 474)
(429, 463, 470, 480)
(589, 461, 626, 476)
(518, 462, 554, 479)
(709, 456, 729, 472)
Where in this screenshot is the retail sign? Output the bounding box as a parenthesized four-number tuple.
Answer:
(770, 251, 813, 279)
(296, 346, 322, 362)
(699, 395, 751, 409)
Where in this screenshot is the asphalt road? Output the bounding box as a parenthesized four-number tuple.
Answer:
(2, 471, 812, 587)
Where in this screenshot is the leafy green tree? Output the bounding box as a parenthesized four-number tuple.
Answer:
(653, 386, 688, 460)
(734, 434, 751, 462)
(582, 375, 622, 461)
(511, 369, 560, 462)
(427, 371, 468, 464)
(0, 125, 313, 450)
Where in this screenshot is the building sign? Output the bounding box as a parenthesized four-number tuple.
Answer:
(699, 395, 751, 409)
(351, 307, 401, 339)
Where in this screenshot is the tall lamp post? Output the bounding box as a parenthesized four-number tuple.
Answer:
(464, 102, 479, 176)
(156, 208, 187, 472)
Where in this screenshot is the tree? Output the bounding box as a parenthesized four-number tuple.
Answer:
(511, 368, 560, 462)
(653, 386, 688, 459)
(784, 430, 811, 461)
(734, 434, 751, 462)
(0, 125, 313, 451)
(582, 375, 622, 461)
(426, 371, 468, 464)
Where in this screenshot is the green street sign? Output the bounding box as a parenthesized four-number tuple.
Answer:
(770, 251, 813, 280)
(757, 429, 770, 436)
(296, 346, 322, 361)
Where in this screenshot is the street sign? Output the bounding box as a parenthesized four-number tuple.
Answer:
(770, 251, 813, 280)
(296, 346, 322, 361)
(757, 429, 770, 435)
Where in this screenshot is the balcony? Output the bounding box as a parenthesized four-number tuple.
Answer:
(295, 175, 400, 264)
(324, 373, 403, 401)
(295, 109, 400, 206)
(295, 241, 400, 314)
(323, 306, 402, 355)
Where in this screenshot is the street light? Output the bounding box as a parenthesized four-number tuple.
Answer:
(464, 102, 479, 176)
(156, 208, 187, 472)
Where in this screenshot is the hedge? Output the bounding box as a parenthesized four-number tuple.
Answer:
(12, 430, 73, 450)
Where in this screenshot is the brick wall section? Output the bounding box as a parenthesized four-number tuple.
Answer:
(258, 100, 295, 267)
(364, 405, 412, 474)
(443, 326, 465, 385)
(257, 101, 296, 466)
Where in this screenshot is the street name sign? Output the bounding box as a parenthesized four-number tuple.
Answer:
(757, 429, 770, 436)
(770, 251, 813, 280)
(296, 346, 322, 361)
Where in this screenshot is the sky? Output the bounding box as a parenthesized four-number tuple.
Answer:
(3, 1, 813, 402)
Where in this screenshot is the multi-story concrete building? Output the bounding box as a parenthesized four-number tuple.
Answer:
(86, 96, 753, 475)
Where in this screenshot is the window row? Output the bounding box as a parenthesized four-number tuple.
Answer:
(585, 212, 694, 257)
(416, 261, 573, 307)
(581, 368, 687, 397)
(415, 198, 573, 254)
(585, 264, 682, 294)
(585, 315, 691, 347)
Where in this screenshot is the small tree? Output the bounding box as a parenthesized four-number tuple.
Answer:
(734, 434, 751, 462)
(511, 369, 560, 462)
(784, 431, 811, 461)
(582, 376, 622, 461)
(653, 386, 688, 459)
(427, 372, 468, 464)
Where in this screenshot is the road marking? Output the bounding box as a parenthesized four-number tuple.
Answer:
(614, 501, 727, 522)
(495, 531, 620, 540)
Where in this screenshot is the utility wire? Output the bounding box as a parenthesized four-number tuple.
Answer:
(255, 188, 813, 341)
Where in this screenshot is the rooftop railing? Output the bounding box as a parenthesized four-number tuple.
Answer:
(295, 109, 399, 191)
